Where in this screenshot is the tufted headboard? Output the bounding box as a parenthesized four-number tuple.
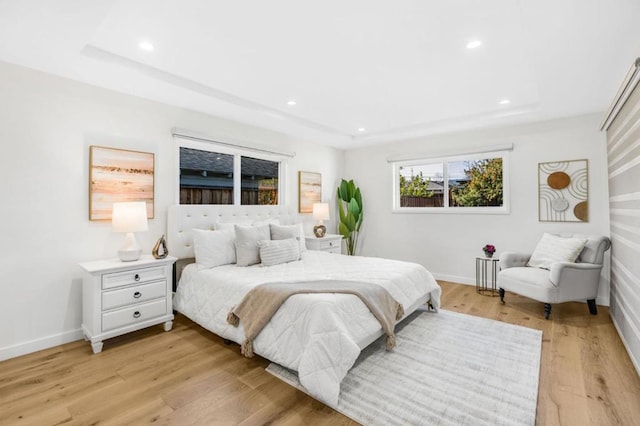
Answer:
(167, 204, 298, 260)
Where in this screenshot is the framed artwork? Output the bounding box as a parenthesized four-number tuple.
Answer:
(89, 145, 155, 221)
(538, 159, 588, 222)
(298, 171, 321, 213)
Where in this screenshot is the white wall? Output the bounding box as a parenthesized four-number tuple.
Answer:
(0, 61, 344, 360)
(345, 114, 611, 302)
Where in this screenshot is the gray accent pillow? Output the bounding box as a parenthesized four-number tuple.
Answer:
(258, 238, 301, 266)
(234, 224, 271, 266)
(270, 223, 306, 253)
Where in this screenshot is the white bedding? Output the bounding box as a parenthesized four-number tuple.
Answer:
(173, 250, 441, 405)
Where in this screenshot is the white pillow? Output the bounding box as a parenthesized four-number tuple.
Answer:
(258, 238, 301, 266)
(234, 224, 271, 266)
(527, 233, 588, 270)
(270, 223, 306, 253)
(192, 229, 236, 269)
(214, 219, 252, 235)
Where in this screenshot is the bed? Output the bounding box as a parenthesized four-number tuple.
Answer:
(168, 205, 441, 405)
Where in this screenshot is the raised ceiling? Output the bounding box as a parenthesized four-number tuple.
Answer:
(0, 0, 638, 148)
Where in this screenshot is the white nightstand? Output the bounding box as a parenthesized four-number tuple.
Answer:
(305, 234, 343, 254)
(79, 255, 177, 354)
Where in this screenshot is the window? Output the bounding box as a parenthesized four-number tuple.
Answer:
(240, 156, 279, 205)
(179, 147, 234, 204)
(177, 142, 283, 206)
(393, 151, 509, 213)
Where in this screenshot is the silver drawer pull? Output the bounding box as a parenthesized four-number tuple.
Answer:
(134, 274, 140, 282)
(133, 291, 142, 299)
(329, 242, 334, 246)
(133, 311, 141, 319)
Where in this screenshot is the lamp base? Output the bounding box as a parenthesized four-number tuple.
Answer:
(118, 232, 142, 262)
(313, 224, 326, 238)
(118, 248, 142, 262)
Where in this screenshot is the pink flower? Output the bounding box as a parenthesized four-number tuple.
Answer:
(483, 244, 495, 254)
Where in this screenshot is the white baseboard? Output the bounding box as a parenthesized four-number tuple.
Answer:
(432, 273, 475, 286)
(0, 328, 83, 362)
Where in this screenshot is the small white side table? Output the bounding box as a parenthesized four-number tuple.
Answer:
(475, 256, 500, 296)
(79, 255, 177, 353)
(305, 234, 343, 254)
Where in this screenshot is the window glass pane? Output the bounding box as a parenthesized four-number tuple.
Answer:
(179, 147, 233, 204)
(398, 163, 444, 207)
(449, 158, 503, 207)
(241, 156, 279, 205)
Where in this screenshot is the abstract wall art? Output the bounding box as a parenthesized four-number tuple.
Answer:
(298, 171, 321, 213)
(89, 146, 155, 221)
(538, 159, 588, 222)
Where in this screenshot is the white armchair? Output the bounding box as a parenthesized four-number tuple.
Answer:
(497, 235, 611, 319)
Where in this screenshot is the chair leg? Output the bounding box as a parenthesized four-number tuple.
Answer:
(587, 299, 598, 315)
(499, 288, 505, 304)
(544, 303, 551, 320)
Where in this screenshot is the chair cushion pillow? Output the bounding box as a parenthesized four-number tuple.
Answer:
(193, 229, 236, 269)
(235, 224, 271, 266)
(258, 238, 301, 266)
(527, 233, 587, 270)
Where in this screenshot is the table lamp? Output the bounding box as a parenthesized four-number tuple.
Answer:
(312, 202, 329, 238)
(112, 201, 148, 261)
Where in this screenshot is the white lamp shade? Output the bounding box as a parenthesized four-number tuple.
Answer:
(312, 203, 330, 221)
(112, 202, 149, 233)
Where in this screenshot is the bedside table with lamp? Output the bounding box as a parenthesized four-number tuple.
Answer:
(306, 202, 343, 254)
(79, 201, 176, 353)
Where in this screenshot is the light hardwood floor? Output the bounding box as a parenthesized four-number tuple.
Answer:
(1, 281, 639, 425)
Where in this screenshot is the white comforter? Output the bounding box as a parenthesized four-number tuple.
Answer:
(173, 251, 441, 406)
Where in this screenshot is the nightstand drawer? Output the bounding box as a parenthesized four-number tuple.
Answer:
(102, 280, 167, 311)
(316, 239, 340, 250)
(102, 299, 167, 332)
(102, 266, 167, 290)
(305, 235, 343, 254)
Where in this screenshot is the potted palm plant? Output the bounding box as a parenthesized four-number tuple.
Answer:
(337, 179, 363, 255)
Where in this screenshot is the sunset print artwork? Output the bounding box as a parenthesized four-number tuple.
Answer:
(90, 146, 154, 221)
(298, 171, 321, 213)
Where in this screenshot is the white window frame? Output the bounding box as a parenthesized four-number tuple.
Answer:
(175, 137, 288, 206)
(392, 150, 510, 214)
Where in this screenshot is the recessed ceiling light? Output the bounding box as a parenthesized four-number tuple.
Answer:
(287, 100, 297, 106)
(466, 40, 482, 49)
(138, 41, 154, 51)
(499, 99, 511, 105)
(357, 128, 366, 132)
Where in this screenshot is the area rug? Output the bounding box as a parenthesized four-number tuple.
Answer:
(266, 309, 542, 426)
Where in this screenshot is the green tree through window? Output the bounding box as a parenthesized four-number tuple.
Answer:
(451, 158, 503, 207)
(399, 169, 434, 197)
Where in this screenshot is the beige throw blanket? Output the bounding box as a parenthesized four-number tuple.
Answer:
(226, 280, 405, 358)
